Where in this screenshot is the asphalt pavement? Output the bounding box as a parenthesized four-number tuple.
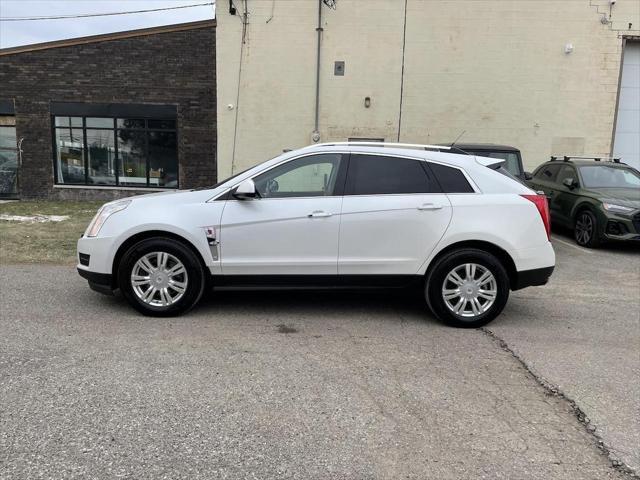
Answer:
(0, 238, 638, 479)
(488, 231, 640, 473)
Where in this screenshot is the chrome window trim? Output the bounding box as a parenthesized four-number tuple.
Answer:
(207, 149, 480, 202)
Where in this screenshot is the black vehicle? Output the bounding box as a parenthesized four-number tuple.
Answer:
(440, 143, 527, 180)
(526, 156, 640, 247)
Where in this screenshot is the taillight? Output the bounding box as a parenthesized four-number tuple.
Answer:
(521, 194, 551, 240)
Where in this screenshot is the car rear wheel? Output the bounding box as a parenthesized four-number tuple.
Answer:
(426, 248, 510, 328)
(574, 210, 600, 248)
(118, 237, 206, 317)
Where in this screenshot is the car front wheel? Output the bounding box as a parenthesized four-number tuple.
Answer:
(118, 237, 206, 317)
(426, 248, 510, 328)
(574, 210, 600, 248)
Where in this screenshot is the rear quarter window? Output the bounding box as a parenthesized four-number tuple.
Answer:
(428, 163, 475, 193)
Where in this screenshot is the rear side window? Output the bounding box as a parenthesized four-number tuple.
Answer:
(428, 163, 475, 193)
(534, 163, 561, 181)
(345, 154, 439, 195)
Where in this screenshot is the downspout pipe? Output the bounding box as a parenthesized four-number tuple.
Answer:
(312, 0, 322, 142)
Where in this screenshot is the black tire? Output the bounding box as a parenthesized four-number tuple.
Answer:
(574, 210, 601, 248)
(118, 237, 206, 317)
(425, 248, 510, 328)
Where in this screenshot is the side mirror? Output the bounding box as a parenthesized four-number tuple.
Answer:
(562, 178, 577, 189)
(524, 172, 533, 181)
(233, 178, 258, 200)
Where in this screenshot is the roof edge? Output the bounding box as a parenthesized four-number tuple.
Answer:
(0, 19, 215, 57)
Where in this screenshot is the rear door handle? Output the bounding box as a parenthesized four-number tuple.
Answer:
(308, 210, 333, 218)
(418, 203, 442, 211)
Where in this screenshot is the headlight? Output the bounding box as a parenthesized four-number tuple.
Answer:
(602, 202, 634, 214)
(85, 200, 131, 237)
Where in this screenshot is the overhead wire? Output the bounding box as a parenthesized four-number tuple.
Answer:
(0, 3, 214, 22)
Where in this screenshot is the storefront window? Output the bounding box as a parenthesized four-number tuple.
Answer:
(53, 115, 178, 188)
(0, 115, 18, 196)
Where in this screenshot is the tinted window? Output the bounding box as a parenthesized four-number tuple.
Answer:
(556, 165, 578, 187)
(428, 163, 474, 193)
(346, 154, 437, 195)
(534, 163, 561, 181)
(254, 153, 343, 198)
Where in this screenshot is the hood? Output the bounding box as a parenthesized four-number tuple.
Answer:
(115, 187, 223, 209)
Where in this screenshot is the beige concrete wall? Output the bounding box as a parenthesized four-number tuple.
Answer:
(216, 0, 640, 176)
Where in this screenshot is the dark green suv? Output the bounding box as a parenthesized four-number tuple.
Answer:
(526, 157, 640, 247)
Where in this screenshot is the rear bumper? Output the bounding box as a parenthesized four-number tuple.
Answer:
(77, 267, 115, 295)
(512, 266, 554, 291)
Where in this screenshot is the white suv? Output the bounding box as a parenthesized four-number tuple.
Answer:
(77, 142, 555, 328)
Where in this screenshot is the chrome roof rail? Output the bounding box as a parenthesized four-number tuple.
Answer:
(551, 155, 622, 163)
(307, 141, 452, 151)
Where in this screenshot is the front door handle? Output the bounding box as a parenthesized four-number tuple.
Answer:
(308, 210, 333, 218)
(418, 203, 442, 211)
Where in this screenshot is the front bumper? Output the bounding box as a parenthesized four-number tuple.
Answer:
(77, 268, 115, 295)
(598, 209, 640, 242)
(512, 266, 554, 291)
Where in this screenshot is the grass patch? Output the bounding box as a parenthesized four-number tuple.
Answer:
(0, 201, 103, 265)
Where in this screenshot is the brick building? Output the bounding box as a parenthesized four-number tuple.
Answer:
(0, 20, 216, 199)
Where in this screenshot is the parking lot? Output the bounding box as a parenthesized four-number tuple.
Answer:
(0, 235, 638, 479)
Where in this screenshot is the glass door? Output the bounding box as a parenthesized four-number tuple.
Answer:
(0, 115, 19, 198)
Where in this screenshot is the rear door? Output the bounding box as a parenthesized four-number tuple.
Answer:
(529, 163, 562, 200)
(338, 154, 452, 275)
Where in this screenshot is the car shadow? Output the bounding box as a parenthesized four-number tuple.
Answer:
(195, 286, 438, 324)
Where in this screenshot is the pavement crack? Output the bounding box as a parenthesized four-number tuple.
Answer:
(480, 327, 639, 479)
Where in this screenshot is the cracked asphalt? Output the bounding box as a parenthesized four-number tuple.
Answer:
(487, 232, 640, 473)
(0, 238, 638, 479)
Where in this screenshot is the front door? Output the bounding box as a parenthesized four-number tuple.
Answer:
(338, 154, 452, 275)
(219, 153, 346, 275)
(552, 164, 580, 226)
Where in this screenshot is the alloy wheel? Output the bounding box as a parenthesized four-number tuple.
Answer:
(441, 263, 497, 318)
(130, 251, 189, 307)
(575, 213, 593, 245)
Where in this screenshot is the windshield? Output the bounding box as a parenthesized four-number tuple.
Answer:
(579, 165, 640, 188)
(194, 154, 285, 191)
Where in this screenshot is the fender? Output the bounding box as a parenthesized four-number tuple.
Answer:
(418, 231, 517, 275)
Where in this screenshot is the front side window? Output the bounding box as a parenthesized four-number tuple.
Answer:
(579, 165, 640, 189)
(254, 153, 343, 198)
(345, 154, 437, 195)
(53, 115, 178, 188)
(556, 165, 578, 187)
